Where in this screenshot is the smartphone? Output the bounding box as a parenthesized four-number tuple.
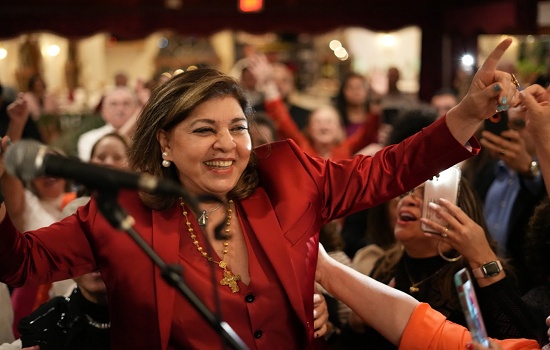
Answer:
(454, 268, 490, 348)
(421, 166, 461, 234)
(484, 111, 509, 135)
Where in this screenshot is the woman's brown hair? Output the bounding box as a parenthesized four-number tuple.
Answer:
(128, 67, 259, 210)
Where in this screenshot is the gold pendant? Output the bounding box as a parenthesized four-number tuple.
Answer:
(220, 269, 241, 293)
(409, 286, 419, 293)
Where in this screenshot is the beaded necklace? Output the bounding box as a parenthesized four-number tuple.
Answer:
(84, 314, 111, 329)
(179, 198, 241, 293)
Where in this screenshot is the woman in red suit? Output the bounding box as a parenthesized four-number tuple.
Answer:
(0, 38, 520, 350)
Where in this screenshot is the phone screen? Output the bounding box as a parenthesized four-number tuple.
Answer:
(454, 268, 490, 347)
(421, 166, 461, 234)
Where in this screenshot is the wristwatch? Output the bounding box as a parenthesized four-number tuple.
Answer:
(528, 160, 541, 178)
(472, 260, 503, 278)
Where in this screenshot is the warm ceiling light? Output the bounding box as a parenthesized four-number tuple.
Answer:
(45, 44, 60, 57)
(164, 0, 182, 10)
(329, 40, 342, 51)
(380, 34, 396, 47)
(0, 48, 7, 60)
(239, 0, 263, 12)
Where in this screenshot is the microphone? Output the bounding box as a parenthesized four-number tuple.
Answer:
(4, 139, 193, 200)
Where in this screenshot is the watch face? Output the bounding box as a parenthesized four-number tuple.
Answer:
(482, 261, 501, 277)
(531, 162, 541, 177)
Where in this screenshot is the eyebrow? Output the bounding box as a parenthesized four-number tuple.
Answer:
(190, 117, 248, 127)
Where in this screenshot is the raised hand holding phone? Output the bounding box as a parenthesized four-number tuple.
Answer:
(455, 268, 490, 348)
(421, 166, 461, 235)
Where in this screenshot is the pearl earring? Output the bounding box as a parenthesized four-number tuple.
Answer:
(162, 152, 171, 168)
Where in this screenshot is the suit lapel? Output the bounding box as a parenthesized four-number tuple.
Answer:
(151, 204, 181, 350)
(239, 189, 307, 324)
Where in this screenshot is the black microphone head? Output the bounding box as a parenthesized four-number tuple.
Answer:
(4, 139, 47, 183)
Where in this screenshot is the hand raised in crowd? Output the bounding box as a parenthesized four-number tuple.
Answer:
(246, 53, 281, 101)
(446, 38, 520, 145)
(6, 94, 29, 127)
(480, 127, 533, 173)
(520, 84, 550, 139)
(520, 83, 550, 192)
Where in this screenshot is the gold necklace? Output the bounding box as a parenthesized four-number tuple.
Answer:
(197, 203, 222, 227)
(403, 258, 447, 294)
(179, 198, 241, 293)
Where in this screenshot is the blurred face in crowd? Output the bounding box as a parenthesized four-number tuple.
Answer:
(307, 106, 345, 145)
(30, 77, 46, 95)
(75, 271, 107, 305)
(343, 76, 368, 107)
(393, 184, 439, 254)
(240, 67, 257, 92)
(431, 93, 458, 118)
(90, 134, 129, 169)
(158, 96, 252, 198)
(102, 88, 137, 129)
(250, 124, 275, 147)
(33, 176, 66, 200)
(273, 63, 294, 99)
(507, 105, 534, 155)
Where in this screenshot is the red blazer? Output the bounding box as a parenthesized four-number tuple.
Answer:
(0, 117, 478, 349)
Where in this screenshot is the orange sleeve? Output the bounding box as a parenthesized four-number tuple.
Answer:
(400, 303, 540, 350)
(61, 192, 78, 209)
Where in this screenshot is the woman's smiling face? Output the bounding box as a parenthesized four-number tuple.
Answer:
(158, 96, 252, 198)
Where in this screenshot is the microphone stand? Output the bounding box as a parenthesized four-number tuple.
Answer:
(94, 191, 248, 350)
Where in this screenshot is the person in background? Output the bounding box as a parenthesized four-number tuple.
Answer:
(431, 87, 459, 119)
(89, 132, 129, 169)
(334, 73, 375, 137)
(254, 61, 311, 130)
(522, 197, 550, 344)
(249, 111, 277, 147)
(475, 103, 547, 293)
(0, 38, 522, 349)
(1, 96, 76, 339)
(12, 130, 133, 350)
(77, 87, 139, 162)
(342, 176, 537, 349)
(240, 66, 263, 107)
(314, 243, 540, 350)
(317, 220, 352, 349)
(248, 53, 380, 160)
(342, 108, 437, 258)
(22, 74, 59, 122)
(379, 66, 417, 115)
(0, 87, 42, 143)
(18, 264, 109, 350)
(114, 71, 129, 88)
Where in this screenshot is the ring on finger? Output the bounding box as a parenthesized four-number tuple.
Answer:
(441, 227, 449, 238)
(510, 73, 520, 89)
